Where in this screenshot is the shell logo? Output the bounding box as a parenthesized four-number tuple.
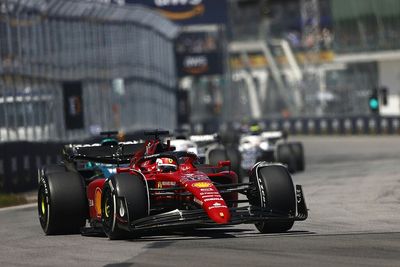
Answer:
(94, 187, 102, 217)
(192, 182, 212, 188)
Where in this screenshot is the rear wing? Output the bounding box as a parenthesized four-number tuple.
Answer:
(189, 134, 219, 144)
(261, 131, 286, 141)
(63, 141, 144, 164)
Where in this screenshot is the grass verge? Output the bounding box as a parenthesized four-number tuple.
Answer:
(0, 193, 28, 208)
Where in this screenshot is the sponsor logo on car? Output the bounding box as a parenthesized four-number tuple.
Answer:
(95, 187, 102, 217)
(296, 188, 302, 203)
(181, 172, 209, 182)
(208, 204, 228, 210)
(157, 181, 177, 188)
(192, 182, 212, 188)
(202, 192, 220, 196)
(200, 188, 214, 192)
(203, 197, 224, 202)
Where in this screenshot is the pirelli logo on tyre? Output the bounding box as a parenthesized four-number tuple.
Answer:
(192, 182, 212, 188)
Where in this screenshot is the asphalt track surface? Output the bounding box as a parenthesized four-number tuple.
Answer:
(1, 136, 400, 266)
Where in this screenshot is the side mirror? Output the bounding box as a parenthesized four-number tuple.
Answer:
(116, 167, 130, 173)
(218, 160, 231, 168)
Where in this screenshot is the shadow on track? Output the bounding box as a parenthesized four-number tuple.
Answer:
(127, 227, 314, 242)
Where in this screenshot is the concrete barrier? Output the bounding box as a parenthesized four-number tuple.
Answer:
(194, 116, 400, 135)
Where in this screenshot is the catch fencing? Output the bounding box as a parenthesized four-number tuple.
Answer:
(0, 0, 179, 192)
(0, 0, 179, 142)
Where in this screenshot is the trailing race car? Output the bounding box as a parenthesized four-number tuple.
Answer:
(169, 132, 199, 157)
(38, 130, 307, 239)
(171, 133, 242, 181)
(239, 130, 305, 175)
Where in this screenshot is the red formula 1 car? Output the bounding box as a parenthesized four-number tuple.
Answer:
(38, 130, 307, 239)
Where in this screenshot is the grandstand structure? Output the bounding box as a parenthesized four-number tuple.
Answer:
(225, 0, 400, 122)
(0, 0, 179, 141)
(331, 0, 400, 116)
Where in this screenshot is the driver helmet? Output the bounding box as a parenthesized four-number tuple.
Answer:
(156, 157, 177, 172)
(101, 138, 118, 147)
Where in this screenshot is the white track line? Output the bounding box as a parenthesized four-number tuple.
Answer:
(0, 203, 36, 212)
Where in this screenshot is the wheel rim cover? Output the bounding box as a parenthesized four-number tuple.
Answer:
(41, 196, 46, 215)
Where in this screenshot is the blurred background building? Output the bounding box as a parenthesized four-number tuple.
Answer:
(0, 0, 178, 141)
(186, 0, 400, 133)
(1, 0, 400, 140)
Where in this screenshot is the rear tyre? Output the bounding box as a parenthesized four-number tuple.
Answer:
(290, 142, 305, 172)
(249, 163, 296, 233)
(42, 164, 66, 175)
(101, 173, 149, 240)
(38, 171, 87, 235)
(276, 143, 297, 173)
(239, 167, 251, 182)
(226, 145, 242, 181)
(38, 164, 66, 184)
(256, 150, 275, 163)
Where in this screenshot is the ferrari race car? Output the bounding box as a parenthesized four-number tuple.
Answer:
(38, 130, 307, 239)
(239, 130, 305, 174)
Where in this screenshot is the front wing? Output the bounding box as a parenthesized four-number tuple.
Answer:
(129, 185, 308, 232)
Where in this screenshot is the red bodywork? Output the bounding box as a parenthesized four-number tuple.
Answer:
(86, 138, 238, 225)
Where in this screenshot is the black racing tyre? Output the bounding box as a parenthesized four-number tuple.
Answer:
(39, 164, 66, 183)
(276, 143, 297, 173)
(38, 164, 67, 184)
(249, 163, 296, 233)
(207, 147, 228, 166)
(240, 168, 250, 181)
(42, 164, 66, 175)
(219, 130, 239, 146)
(226, 145, 242, 181)
(101, 173, 149, 240)
(256, 151, 275, 162)
(289, 142, 305, 172)
(38, 171, 87, 235)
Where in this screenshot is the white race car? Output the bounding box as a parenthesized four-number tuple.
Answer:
(170, 134, 227, 165)
(239, 131, 305, 174)
(169, 138, 199, 156)
(170, 134, 242, 177)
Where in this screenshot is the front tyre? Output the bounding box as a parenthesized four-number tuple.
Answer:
(249, 163, 296, 233)
(101, 183, 125, 240)
(101, 173, 149, 240)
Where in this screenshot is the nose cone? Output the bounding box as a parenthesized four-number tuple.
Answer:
(180, 174, 231, 224)
(204, 202, 231, 224)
